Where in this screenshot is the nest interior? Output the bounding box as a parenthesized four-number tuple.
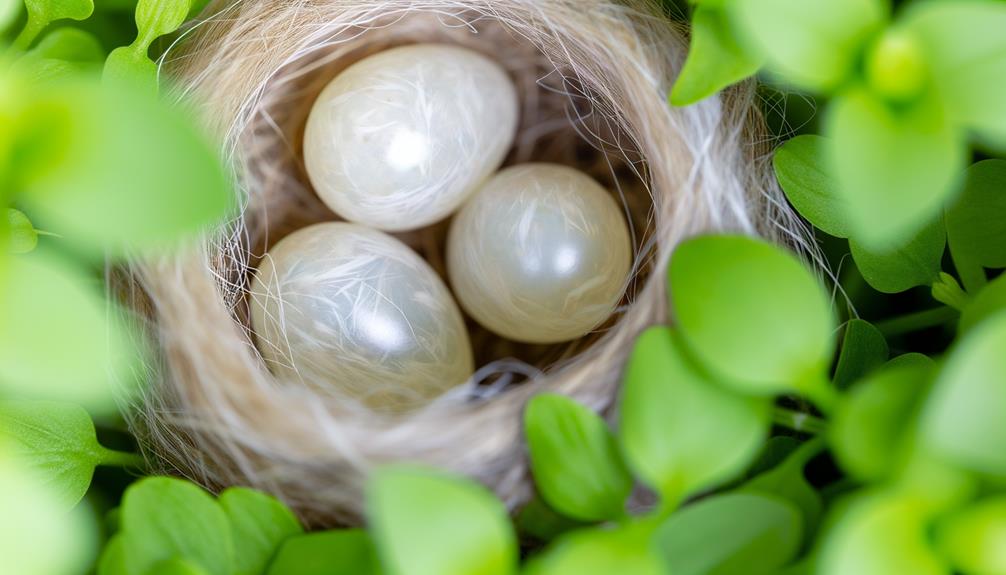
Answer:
(133, 0, 798, 525)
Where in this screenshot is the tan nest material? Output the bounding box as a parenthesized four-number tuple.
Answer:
(128, 0, 806, 525)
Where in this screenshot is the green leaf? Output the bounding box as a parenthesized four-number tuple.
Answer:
(945, 160, 1006, 293)
(525, 521, 664, 575)
(524, 394, 632, 522)
(830, 359, 933, 483)
(960, 274, 1006, 334)
(729, 0, 886, 92)
(99, 534, 129, 575)
(903, 1, 1006, 148)
(147, 558, 211, 575)
(266, 530, 380, 575)
(103, 45, 160, 94)
(0, 454, 97, 575)
(516, 497, 587, 543)
(936, 497, 1006, 575)
(17, 0, 94, 49)
(0, 252, 133, 412)
(620, 326, 770, 505)
(0, 400, 110, 508)
(849, 216, 946, 294)
(742, 440, 825, 536)
(28, 27, 104, 61)
(219, 487, 303, 575)
(6, 208, 38, 254)
(774, 135, 850, 238)
(833, 319, 888, 390)
(921, 311, 1006, 477)
(1, 0, 20, 33)
(669, 235, 835, 399)
(17, 79, 233, 254)
(118, 477, 234, 575)
(134, 0, 189, 48)
(825, 87, 965, 250)
(819, 492, 948, 575)
(368, 466, 516, 575)
(654, 492, 802, 575)
(670, 4, 763, 106)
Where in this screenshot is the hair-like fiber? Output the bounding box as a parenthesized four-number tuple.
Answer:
(124, 0, 815, 525)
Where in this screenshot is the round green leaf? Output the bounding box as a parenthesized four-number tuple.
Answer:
(655, 492, 802, 575)
(849, 215, 945, 294)
(17, 79, 233, 254)
(368, 466, 517, 575)
(18, 0, 94, 49)
(669, 234, 835, 396)
(6, 208, 38, 254)
(729, 0, 886, 92)
(28, 27, 104, 62)
(266, 530, 379, 575)
(620, 327, 770, 505)
(219, 487, 303, 575)
(832, 319, 888, 390)
(119, 477, 234, 575)
(134, 0, 190, 49)
(0, 252, 133, 412)
(903, 1, 1006, 148)
(670, 4, 763, 106)
(525, 521, 664, 575)
(741, 440, 825, 536)
(515, 497, 587, 543)
(820, 493, 948, 575)
(830, 358, 933, 482)
(961, 273, 1006, 334)
(773, 135, 850, 238)
(945, 160, 1006, 293)
(103, 46, 160, 94)
(147, 558, 211, 575)
(936, 497, 1006, 575)
(525, 394, 632, 522)
(826, 86, 965, 250)
(921, 311, 1006, 477)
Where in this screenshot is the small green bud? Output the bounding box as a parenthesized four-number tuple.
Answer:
(866, 29, 928, 103)
(932, 272, 970, 311)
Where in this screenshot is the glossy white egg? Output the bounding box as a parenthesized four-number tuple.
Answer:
(250, 222, 474, 411)
(303, 44, 519, 231)
(447, 163, 632, 344)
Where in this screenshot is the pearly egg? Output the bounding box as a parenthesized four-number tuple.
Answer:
(447, 164, 632, 344)
(250, 222, 474, 412)
(303, 44, 519, 232)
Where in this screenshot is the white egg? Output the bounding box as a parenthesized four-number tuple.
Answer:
(303, 44, 519, 231)
(250, 222, 474, 411)
(447, 164, 632, 344)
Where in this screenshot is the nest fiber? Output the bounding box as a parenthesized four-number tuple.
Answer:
(130, 0, 807, 524)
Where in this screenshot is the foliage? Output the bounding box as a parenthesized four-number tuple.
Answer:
(3, 0, 1006, 574)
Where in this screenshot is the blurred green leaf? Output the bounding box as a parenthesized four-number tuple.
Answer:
(945, 160, 1006, 293)
(368, 467, 516, 575)
(0, 400, 113, 508)
(903, 0, 1006, 148)
(265, 530, 380, 575)
(17, 79, 232, 254)
(670, 4, 763, 106)
(620, 326, 770, 505)
(28, 27, 104, 61)
(0, 454, 97, 575)
(830, 359, 933, 483)
(525, 521, 664, 575)
(118, 477, 234, 575)
(773, 134, 850, 238)
(0, 252, 132, 412)
(833, 319, 888, 390)
(516, 497, 587, 543)
(849, 216, 945, 294)
(6, 208, 38, 254)
(103, 45, 159, 92)
(742, 439, 824, 537)
(219, 487, 303, 575)
(16, 0, 94, 49)
(863, 28, 929, 104)
(921, 311, 1006, 477)
(669, 235, 835, 401)
(936, 497, 1006, 575)
(147, 558, 211, 575)
(819, 493, 948, 575)
(747, 437, 801, 479)
(525, 394, 632, 522)
(99, 535, 129, 575)
(1, 0, 20, 33)
(826, 87, 965, 249)
(729, 0, 885, 92)
(931, 272, 970, 312)
(960, 274, 1006, 334)
(655, 492, 802, 575)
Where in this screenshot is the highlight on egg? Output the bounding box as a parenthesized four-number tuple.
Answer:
(447, 163, 633, 344)
(303, 43, 519, 232)
(249, 222, 474, 412)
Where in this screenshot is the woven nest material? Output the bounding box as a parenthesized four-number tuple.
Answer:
(128, 0, 807, 525)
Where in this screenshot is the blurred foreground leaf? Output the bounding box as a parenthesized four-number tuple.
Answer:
(219, 487, 303, 575)
(945, 160, 1006, 293)
(266, 530, 379, 575)
(936, 497, 1006, 575)
(526, 521, 663, 575)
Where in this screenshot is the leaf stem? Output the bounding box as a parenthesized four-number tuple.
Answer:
(97, 447, 144, 469)
(13, 17, 45, 51)
(874, 306, 958, 338)
(772, 407, 827, 435)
